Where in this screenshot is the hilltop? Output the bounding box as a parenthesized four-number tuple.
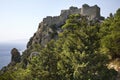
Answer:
(0, 4, 120, 80)
(27, 4, 104, 48)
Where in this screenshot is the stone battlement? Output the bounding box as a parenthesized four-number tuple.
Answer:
(60, 4, 102, 20)
(81, 4, 101, 20)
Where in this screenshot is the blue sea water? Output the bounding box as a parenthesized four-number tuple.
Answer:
(0, 43, 26, 69)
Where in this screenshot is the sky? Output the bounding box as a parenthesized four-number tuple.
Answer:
(0, 0, 120, 44)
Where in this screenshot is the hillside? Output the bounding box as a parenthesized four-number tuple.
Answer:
(0, 4, 120, 80)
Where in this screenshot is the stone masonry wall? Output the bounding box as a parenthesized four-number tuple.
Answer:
(81, 4, 100, 20)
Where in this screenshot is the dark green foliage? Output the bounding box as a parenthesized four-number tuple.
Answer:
(30, 40, 59, 80)
(100, 8, 120, 59)
(0, 71, 15, 80)
(28, 14, 117, 80)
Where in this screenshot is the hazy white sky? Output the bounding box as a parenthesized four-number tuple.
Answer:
(0, 0, 120, 43)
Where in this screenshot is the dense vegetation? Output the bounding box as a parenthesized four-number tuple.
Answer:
(0, 9, 120, 80)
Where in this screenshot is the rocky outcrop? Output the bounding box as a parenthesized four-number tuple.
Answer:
(27, 4, 104, 48)
(10, 48, 21, 65)
(0, 48, 21, 74)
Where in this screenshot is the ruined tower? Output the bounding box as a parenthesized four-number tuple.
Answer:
(81, 4, 101, 20)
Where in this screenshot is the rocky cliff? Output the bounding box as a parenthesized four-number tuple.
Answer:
(27, 4, 104, 48)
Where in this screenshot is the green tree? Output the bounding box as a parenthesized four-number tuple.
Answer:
(29, 14, 117, 80)
(30, 40, 59, 80)
(100, 8, 120, 59)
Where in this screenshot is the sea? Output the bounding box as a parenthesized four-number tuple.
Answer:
(0, 43, 26, 69)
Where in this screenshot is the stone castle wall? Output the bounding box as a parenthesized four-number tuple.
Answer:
(42, 4, 101, 26)
(81, 4, 100, 20)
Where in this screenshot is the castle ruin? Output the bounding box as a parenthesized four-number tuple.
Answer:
(43, 4, 104, 27)
(61, 4, 104, 20)
(27, 4, 104, 47)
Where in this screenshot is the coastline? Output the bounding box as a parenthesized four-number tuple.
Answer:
(0, 43, 26, 69)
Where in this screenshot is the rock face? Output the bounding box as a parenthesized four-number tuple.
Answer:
(27, 4, 104, 48)
(10, 48, 21, 64)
